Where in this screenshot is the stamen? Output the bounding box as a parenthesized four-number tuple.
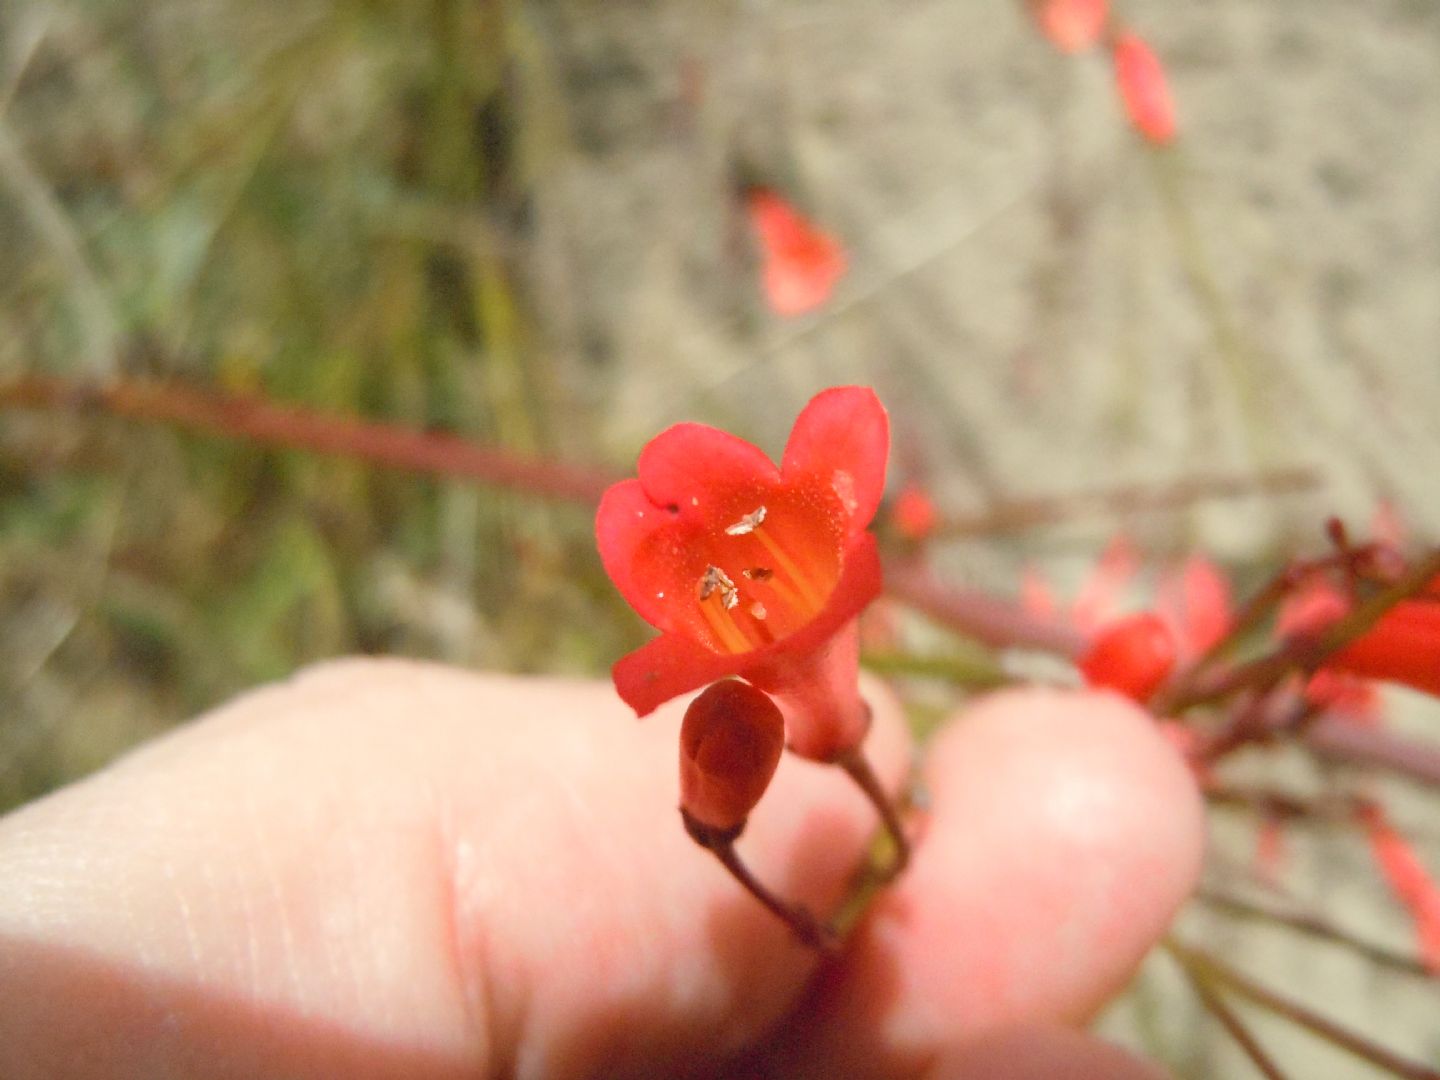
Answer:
(699, 565, 738, 603)
(761, 573, 810, 619)
(699, 598, 752, 653)
(725, 506, 768, 536)
(743, 563, 808, 620)
(697, 565, 750, 652)
(753, 526, 825, 612)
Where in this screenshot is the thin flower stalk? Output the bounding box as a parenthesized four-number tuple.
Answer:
(1166, 938, 1440, 1080)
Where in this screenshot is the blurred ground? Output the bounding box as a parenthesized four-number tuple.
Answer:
(2, 0, 1439, 1074)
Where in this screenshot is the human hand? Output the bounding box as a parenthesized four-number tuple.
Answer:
(0, 660, 1202, 1078)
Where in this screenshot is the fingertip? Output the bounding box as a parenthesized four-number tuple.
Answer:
(793, 688, 1203, 1073)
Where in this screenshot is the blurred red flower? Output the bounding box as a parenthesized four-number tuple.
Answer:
(1280, 576, 1439, 702)
(1112, 31, 1177, 144)
(1032, 0, 1109, 54)
(1359, 803, 1440, 973)
(746, 189, 847, 316)
(1078, 612, 1178, 702)
(890, 484, 940, 543)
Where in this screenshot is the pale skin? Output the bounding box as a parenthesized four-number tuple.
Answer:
(0, 660, 1204, 1079)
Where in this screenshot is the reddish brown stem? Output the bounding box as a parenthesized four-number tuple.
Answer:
(934, 467, 1318, 539)
(1304, 718, 1440, 788)
(1196, 887, 1431, 978)
(1167, 938, 1440, 1079)
(0, 374, 617, 504)
(10, 374, 1440, 793)
(884, 559, 1088, 658)
(681, 810, 838, 950)
(833, 743, 911, 882)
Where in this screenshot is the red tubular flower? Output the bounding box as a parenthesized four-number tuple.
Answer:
(679, 680, 785, 833)
(745, 189, 848, 317)
(1032, 0, 1109, 54)
(1111, 31, 1177, 145)
(1078, 611, 1178, 702)
(1358, 803, 1440, 973)
(597, 386, 889, 761)
(1281, 577, 1440, 700)
(1329, 600, 1440, 698)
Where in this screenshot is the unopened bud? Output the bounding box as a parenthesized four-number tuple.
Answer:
(680, 680, 785, 833)
(1079, 612, 1178, 703)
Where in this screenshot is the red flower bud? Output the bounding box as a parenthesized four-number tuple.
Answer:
(1078, 612, 1178, 702)
(1112, 31, 1177, 145)
(680, 680, 785, 833)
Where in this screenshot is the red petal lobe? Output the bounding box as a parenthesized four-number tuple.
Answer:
(780, 386, 889, 534)
(613, 633, 749, 718)
(637, 422, 780, 517)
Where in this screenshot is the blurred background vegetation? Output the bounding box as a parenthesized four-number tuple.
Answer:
(1, 1, 1438, 1073)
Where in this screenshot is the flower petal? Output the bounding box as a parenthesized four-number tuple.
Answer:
(595, 479, 678, 630)
(1331, 603, 1440, 698)
(780, 386, 889, 533)
(611, 532, 884, 718)
(613, 631, 750, 718)
(637, 422, 780, 522)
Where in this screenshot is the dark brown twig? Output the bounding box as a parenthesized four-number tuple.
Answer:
(883, 559, 1088, 658)
(934, 468, 1319, 539)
